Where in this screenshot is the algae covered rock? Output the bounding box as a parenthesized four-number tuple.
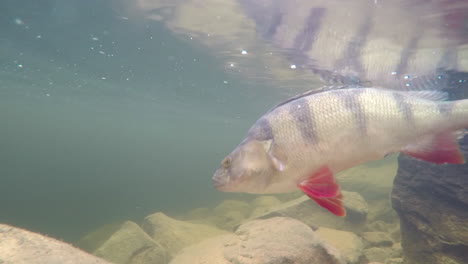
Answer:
(0, 223, 111, 264)
(168, 235, 231, 264)
(79, 221, 168, 264)
(170, 217, 345, 264)
(186, 207, 211, 220)
(211, 199, 252, 230)
(249, 196, 281, 218)
(363, 247, 400, 263)
(249, 196, 283, 218)
(213, 210, 246, 231)
(315, 227, 364, 264)
(251, 191, 368, 232)
(385, 257, 403, 264)
(391, 136, 468, 264)
(362, 232, 393, 247)
(251, 195, 282, 208)
(342, 191, 369, 223)
(213, 199, 251, 216)
(367, 199, 399, 223)
(142, 212, 228, 257)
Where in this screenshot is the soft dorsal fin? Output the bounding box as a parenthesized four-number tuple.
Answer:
(403, 90, 449, 101)
(266, 85, 349, 113)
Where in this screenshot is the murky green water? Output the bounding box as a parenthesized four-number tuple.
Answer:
(0, 0, 290, 242)
(1, 3, 467, 260)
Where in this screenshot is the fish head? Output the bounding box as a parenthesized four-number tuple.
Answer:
(212, 139, 281, 193)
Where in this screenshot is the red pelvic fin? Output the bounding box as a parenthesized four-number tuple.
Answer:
(402, 132, 465, 164)
(298, 166, 346, 217)
(310, 194, 346, 217)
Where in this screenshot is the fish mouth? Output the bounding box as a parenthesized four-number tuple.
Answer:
(212, 171, 230, 191)
(212, 177, 224, 189)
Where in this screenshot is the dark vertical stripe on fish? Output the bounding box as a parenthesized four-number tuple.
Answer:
(393, 92, 414, 123)
(288, 98, 317, 144)
(249, 117, 274, 140)
(292, 7, 326, 52)
(341, 90, 367, 135)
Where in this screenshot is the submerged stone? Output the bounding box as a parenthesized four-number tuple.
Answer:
(251, 195, 282, 208)
(170, 217, 345, 264)
(81, 221, 168, 264)
(250, 191, 368, 232)
(0, 223, 111, 264)
(315, 227, 364, 264)
(213, 200, 251, 217)
(391, 136, 468, 264)
(363, 247, 400, 263)
(141, 212, 228, 257)
(186, 207, 211, 220)
(362, 232, 393, 247)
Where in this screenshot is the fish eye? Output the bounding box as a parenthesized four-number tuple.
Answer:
(222, 157, 232, 168)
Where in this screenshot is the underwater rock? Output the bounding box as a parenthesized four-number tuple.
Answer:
(186, 207, 211, 220)
(141, 212, 228, 257)
(213, 210, 246, 231)
(170, 217, 345, 264)
(385, 258, 403, 264)
(211, 199, 253, 230)
(249, 196, 283, 218)
(89, 221, 168, 264)
(362, 232, 393, 248)
(249, 206, 272, 218)
(251, 191, 368, 232)
(213, 199, 251, 217)
(363, 247, 401, 263)
(367, 199, 399, 223)
(366, 220, 394, 233)
(251, 195, 282, 208)
(366, 221, 401, 244)
(315, 227, 364, 264)
(0, 223, 111, 264)
(168, 235, 230, 264)
(364, 247, 394, 262)
(342, 191, 369, 223)
(391, 136, 468, 264)
(390, 243, 403, 260)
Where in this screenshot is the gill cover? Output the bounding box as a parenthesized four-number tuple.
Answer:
(259, 140, 286, 172)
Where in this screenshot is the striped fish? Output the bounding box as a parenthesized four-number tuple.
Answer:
(212, 87, 468, 216)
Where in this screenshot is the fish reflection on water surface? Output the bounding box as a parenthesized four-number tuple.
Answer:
(123, 0, 468, 90)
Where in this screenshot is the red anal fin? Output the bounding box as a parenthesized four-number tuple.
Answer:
(402, 132, 465, 164)
(310, 194, 346, 217)
(298, 165, 346, 217)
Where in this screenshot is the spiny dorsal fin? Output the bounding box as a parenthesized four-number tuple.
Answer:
(267, 85, 350, 113)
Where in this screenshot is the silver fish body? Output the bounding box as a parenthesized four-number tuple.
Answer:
(213, 87, 468, 215)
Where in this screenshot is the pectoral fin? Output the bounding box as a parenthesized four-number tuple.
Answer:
(269, 154, 285, 171)
(298, 166, 345, 217)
